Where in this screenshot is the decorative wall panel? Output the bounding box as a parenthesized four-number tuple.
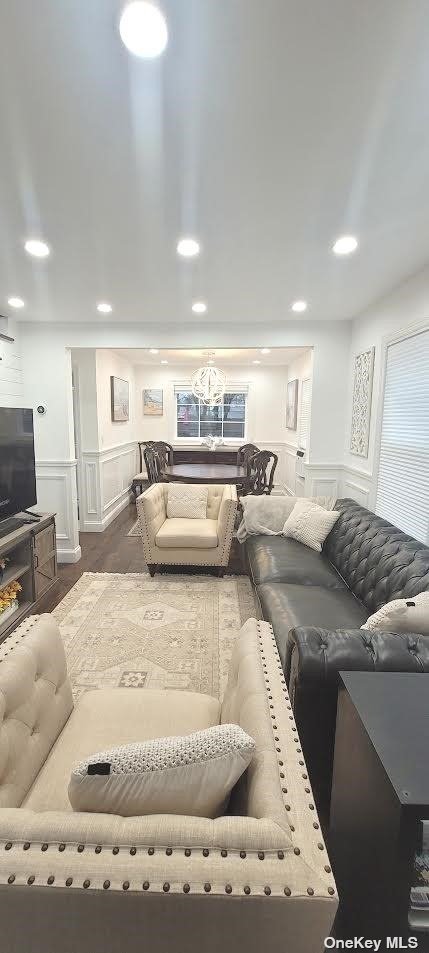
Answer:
(350, 347, 375, 457)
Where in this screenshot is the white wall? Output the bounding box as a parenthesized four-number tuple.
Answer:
(95, 349, 137, 451)
(71, 348, 138, 534)
(21, 338, 79, 562)
(18, 319, 352, 560)
(133, 361, 289, 490)
(341, 264, 429, 510)
(71, 349, 98, 453)
(0, 320, 23, 407)
(284, 350, 313, 494)
(133, 362, 287, 442)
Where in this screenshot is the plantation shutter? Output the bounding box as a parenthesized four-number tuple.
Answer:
(375, 328, 429, 544)
(299, 378, 312, 450)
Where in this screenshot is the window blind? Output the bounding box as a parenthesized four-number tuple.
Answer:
(173, 382, 249, 396)
(375, 328, 429, 544)
(299, 378, 312, 451)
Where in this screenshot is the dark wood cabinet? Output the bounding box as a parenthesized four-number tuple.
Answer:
(173, 448, 238, 465)
(330, 672, 429, 941)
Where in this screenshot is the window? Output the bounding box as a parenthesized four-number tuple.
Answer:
(175, 389, 247, 440)
(375, 327, 429, 544)
(299, 378, 312, 451)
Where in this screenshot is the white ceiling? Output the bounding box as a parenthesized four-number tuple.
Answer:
(113, 346, 310, 365)
(1, 1, 429, 325)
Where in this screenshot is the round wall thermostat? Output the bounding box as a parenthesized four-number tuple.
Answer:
(36, 405, 46, 415)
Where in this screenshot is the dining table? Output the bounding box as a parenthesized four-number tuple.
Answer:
(161, 462, 251, 486)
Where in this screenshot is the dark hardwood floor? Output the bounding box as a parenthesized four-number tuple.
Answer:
(40, 503, 247, 613)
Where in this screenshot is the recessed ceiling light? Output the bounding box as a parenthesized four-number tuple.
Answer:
(192, 301, 207, 314)
(260, 348, 270, 354)
(149, 348, 159, 354)
(253, 359, 261, 365)
(177, 237, 200, 258)
(291, 300, 307, 313)
(97, 302, 113, 314)
(7, 297, 25, 309)
(332, 235, 358, 256)
(119, 1, 168, 58)
(24, 239, 50, 258)
(161, 359, 168, 364)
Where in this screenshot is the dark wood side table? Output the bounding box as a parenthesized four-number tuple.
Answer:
(330, 672, 429, 943)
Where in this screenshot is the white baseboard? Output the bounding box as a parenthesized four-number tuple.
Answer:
(57, 545, 82, 564)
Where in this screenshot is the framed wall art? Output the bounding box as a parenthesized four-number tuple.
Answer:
(110, 376, 129, 422)
(143, 388, 163, 416)
(286, 378, 298, 430)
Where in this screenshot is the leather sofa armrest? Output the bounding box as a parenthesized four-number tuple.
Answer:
(287, 626, 429, 819)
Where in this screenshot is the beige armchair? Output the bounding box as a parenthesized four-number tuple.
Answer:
(0, 614, 337, 953)
(136, 483, 237, 576)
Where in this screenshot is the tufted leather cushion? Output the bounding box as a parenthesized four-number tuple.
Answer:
(287, 626, 429, 815)
(325, 499, 429, 613)
(0, 615, 73, 808)
(246, 536, 347, 589)
(257, 583, 366, 670)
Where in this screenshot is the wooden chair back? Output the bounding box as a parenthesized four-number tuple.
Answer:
(248, 450, 278, 495)
(138, 441, 174, 473)
(143, 446, 161, 484)
(237, 443, 260, 471)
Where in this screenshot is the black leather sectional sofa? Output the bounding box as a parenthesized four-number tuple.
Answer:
(244, 498, 429, 815)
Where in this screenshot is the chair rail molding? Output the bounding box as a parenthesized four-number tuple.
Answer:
(80, 441, 138, 531)
(34, 459, 81, 563)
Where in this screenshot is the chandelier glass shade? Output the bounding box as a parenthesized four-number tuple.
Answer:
(191, 363, 226, 405)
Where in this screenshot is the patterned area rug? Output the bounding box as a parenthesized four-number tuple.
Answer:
(53, 572, 259, 700)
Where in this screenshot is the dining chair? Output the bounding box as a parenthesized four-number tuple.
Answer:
(131, 442, 157, 498)
(152, 441, 174, 469)
(247, 450, 278, 495)
(143, 446, 162, 485)
(132, 442, 174, 497)
(237, 443, 260, 470)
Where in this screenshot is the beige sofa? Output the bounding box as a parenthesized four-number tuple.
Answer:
(0, 614, 337, 953)
(136, 482, 237, 575)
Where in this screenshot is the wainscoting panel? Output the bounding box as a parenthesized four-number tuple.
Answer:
(341, 466, 372, 508)
(284, 443, 299, 495)
(35, 460, 81, 563)
(81, 442, 138, 531)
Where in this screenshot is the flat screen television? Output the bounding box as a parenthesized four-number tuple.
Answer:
(0, 408, 37, 523)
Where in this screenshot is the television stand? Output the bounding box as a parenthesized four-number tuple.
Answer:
(0, 513, 58, 644)
(21, 510, 42, 523)
(0, 516, 28, 539)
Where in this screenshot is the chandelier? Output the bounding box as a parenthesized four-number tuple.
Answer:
(191, 353, 226, 405)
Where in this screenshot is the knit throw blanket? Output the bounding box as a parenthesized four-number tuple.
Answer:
(236, 495, 336, 542)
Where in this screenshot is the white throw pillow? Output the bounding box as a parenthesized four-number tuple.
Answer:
(68, 724, 255, 818)
(363, 592, 429, 634)
(282, 499, 340, 553)
(167, 484, 208, 519)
